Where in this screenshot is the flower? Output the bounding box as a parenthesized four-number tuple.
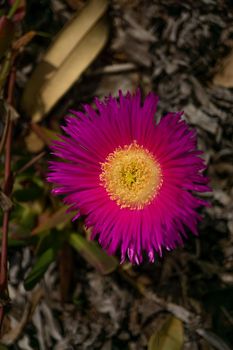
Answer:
(47, 90, 210, 264)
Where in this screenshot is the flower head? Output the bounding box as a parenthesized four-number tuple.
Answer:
(47, 90, 210, 264)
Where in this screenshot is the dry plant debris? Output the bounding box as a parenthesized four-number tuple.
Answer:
(0, 0, 232, 349)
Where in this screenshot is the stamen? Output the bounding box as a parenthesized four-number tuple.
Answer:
(100, 141, 163, 210)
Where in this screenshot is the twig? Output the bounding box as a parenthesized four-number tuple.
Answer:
(90, 63, 137, 75)
(15, 151, 46, 176)
(221, 306, 233, 327)
(1, 288, 43, 345)
(0, 68, 16, 332)
(196, 328, 231, 350)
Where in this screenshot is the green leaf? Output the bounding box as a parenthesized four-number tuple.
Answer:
(12, 202, 37, 232)
(7, 0, 21, 19)
(69, 233, 118, 275)
(148, 316, 184, 350)
(24, 248, 55, 290)
(8, 237, 29, 247)
(14, 185, 42, 202)
(35, 229, 67, 256)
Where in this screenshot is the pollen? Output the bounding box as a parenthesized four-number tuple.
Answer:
(100, 141, 163, 210)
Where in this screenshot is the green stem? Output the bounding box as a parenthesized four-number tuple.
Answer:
(7, 0, 21, 20)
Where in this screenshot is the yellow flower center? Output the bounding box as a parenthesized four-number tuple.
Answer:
(100, 141, 163, 210)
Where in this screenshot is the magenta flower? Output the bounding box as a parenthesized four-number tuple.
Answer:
(47, 90, 210, 264)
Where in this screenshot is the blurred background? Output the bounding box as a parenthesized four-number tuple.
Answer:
(0, 0, 232, 349)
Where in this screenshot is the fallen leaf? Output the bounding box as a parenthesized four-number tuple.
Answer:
(148, 316, 184, 350)
(22, 0, 109, 121)
(25, 130, 45, 153)
(184, 104, 218, 135)
(213, 49, 233, 88)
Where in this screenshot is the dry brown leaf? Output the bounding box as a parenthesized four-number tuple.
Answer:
(35, 18, 108, 119)
(13, 30, 37, 51)
(32, 206, 74, 235)
(21, 0, 109, 121)
(25, 131, 45, 153)
(213, 49, 233, 87)
(44, 0, 108, 68)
